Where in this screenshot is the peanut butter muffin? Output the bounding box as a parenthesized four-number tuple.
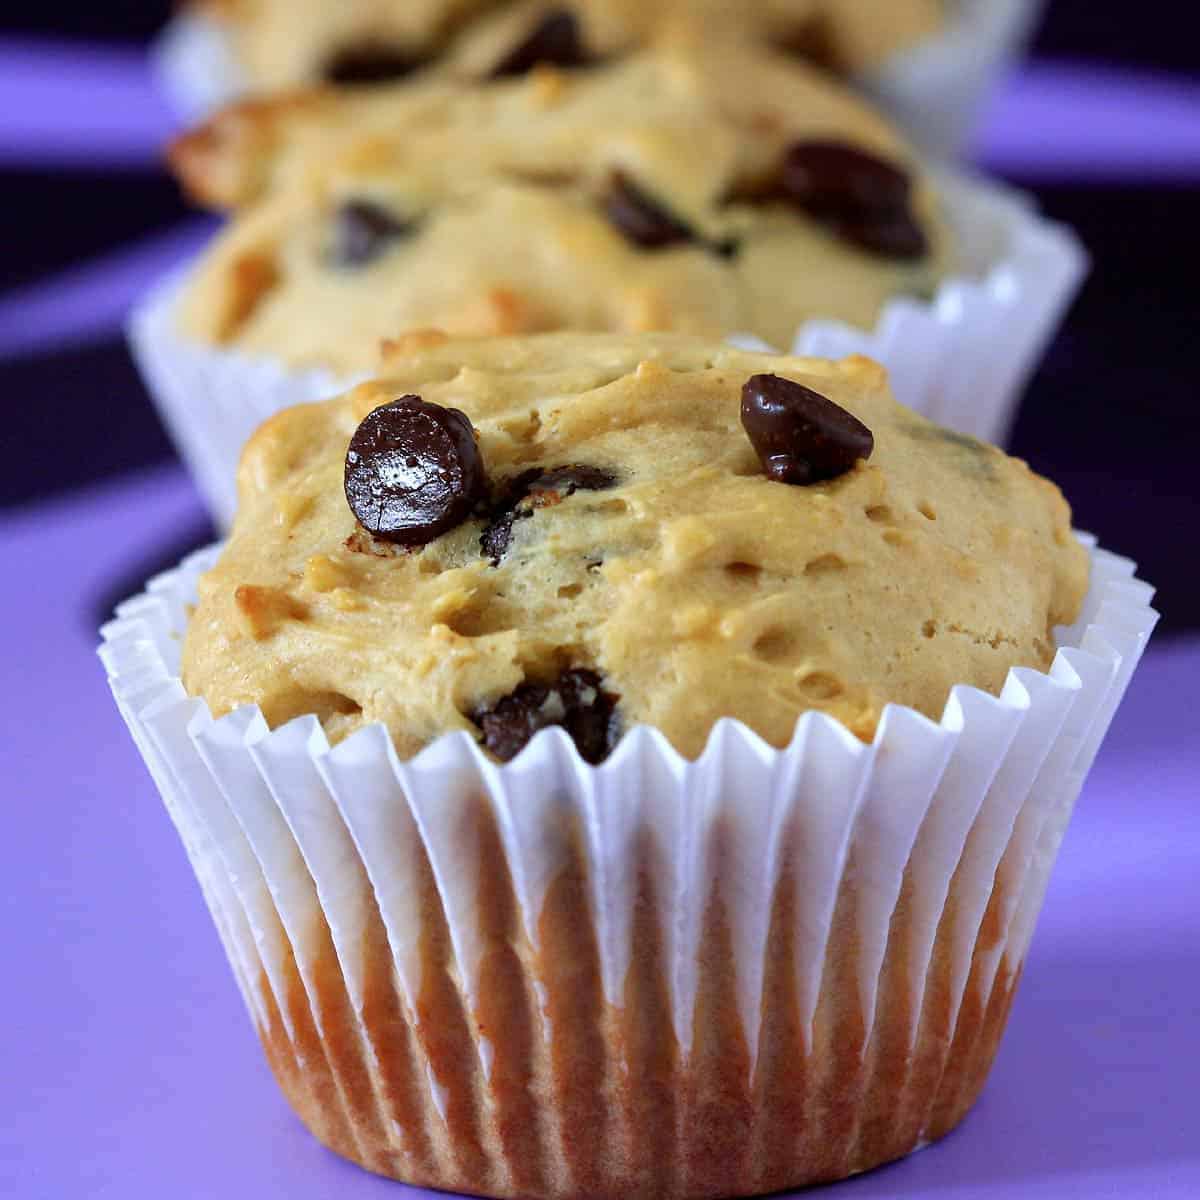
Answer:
(183, 332, 1087, 761)
(172, 49, 954, 372)
(104, 331, 1157, 1200)
(188, 0, 942, 93)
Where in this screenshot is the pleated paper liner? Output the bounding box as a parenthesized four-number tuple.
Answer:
(128, 168, 1085, 530)
(862, 0, 1046, 159)
(152, 0, 1045, 158)
(98, 535, 1155, 1198)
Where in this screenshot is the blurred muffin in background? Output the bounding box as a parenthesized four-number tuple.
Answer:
(171, 46, 954, 373)
(189, 0, 943, 92)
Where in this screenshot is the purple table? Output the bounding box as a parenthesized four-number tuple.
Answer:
(2, 467, 1197, 1199)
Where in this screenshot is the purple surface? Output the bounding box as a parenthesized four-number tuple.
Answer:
(0, 221, 213, 359)
(973, 61, 1200, 181)
(2, 37, 1200, 182)
(0, 39, 178, 167)
(1, 467, 1197, 1199)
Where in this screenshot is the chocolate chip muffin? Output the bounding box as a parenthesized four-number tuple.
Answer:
(190, 0, 942, 93)
(112, 331, 1148, 1200)
(172, 48, 954, 373)
(183, 332, 1087, 761)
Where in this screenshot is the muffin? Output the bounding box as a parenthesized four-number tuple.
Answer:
(99, 332, 1163, 1198)
(185, 0, 942, 93)
(133, 45, 1085, 527)
(186, 333, 1084, 751)
(171, 47, 954, 372)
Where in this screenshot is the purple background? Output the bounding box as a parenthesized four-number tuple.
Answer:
(3, 2, 1200, 1196)
(2, 468, 1197, 1200)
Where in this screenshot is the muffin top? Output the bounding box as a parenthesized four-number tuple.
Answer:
(174, 48, 952, 369)
(182, 333, 1088, 762)
(195, 0, 942, 93)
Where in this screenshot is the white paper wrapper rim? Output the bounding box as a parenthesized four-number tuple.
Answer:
(99, 532, 1155, 1062)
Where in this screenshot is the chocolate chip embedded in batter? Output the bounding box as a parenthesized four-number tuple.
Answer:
(345, 396, 487, 546)
(331, 200, 418, 268)
(525, 465, 618, 500)
(490, 8, 590, 77)
(473, 668, 620, 763)
(605, 172, 741, 258)
(323, 43, 421, 84)
(780, 140, 928, 261)
(741, 373, 874, 485)
(604, 171, 697, 250)
(481, 465, 619, 565)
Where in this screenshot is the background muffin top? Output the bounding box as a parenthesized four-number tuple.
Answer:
(174, 47, 953, 368)
(193, 0, 943, 92)
(183, 333, 1088, 762)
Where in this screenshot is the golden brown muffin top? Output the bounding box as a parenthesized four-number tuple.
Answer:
(193, 0, 942, 94)
(183, 333, 1088, 762)
(175, 47, 951, 367)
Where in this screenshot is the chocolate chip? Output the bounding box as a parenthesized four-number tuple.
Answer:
(771, 16, 838, 70)
(605, 171, 697, 250)
(330, 200, 417, 268)
(780, 140, 928, 261)
(323, 43, 421, 84)
(605, 171, 739, 258)
(345, 397, 487, 545)
(481, 465, 618, 564)
(526, 465, 618, 499)
(836, 207, 929, 259)
(473, 669, 620, 763)
(490, 8, 589, 77)
(741, 374, 874, 485)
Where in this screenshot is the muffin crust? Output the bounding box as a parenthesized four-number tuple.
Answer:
(173, 49, 953, 369)
(183, 333, 1088, 759)
(194, 0, 943, 93)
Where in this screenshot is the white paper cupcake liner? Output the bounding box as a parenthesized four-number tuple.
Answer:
(97, 535, 1156, 1197)
(128, 168, 1085, 530)
(153, 8, 246, 124)
(859, 0, 1046, 160)
(126, 274, 351, 529)
(152, 1, 1045, 158)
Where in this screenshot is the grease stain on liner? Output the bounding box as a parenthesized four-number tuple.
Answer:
(97, 535, 1155, 1191)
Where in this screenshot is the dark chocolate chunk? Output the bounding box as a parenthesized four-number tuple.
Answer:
(605, 171, 698, 250)
(770, 15, 838, 70)
(323, 43, 421, 84)
(525, 464, 618, 499)
(481, 465, 618, 564)
(779, 140, 928, 260)
(741, 373, 873, 485)
(605, 172, 740, 258)
(491, 8, 589, 77)
(331, 200, 417, 268)
(836, 207, 928, 259)
(345, 396, 487, 545)
(473, 668, 620, 763)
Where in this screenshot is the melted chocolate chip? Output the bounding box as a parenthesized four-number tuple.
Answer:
(605, 171, 698, 250)
(605, 172, 739, 258)
(741, 374, 874, 485)
(345, 396, 487, 545)
(491, 8, 589, 77)
(323, 43, 421, 84)
(771, 16, 839, 70)
(481, 465, 618, 565)
(473, 669, 620, 763)
(836, 207, 929, 259)
(779, 140, 928, 261)
(331, 200, 417, 268)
